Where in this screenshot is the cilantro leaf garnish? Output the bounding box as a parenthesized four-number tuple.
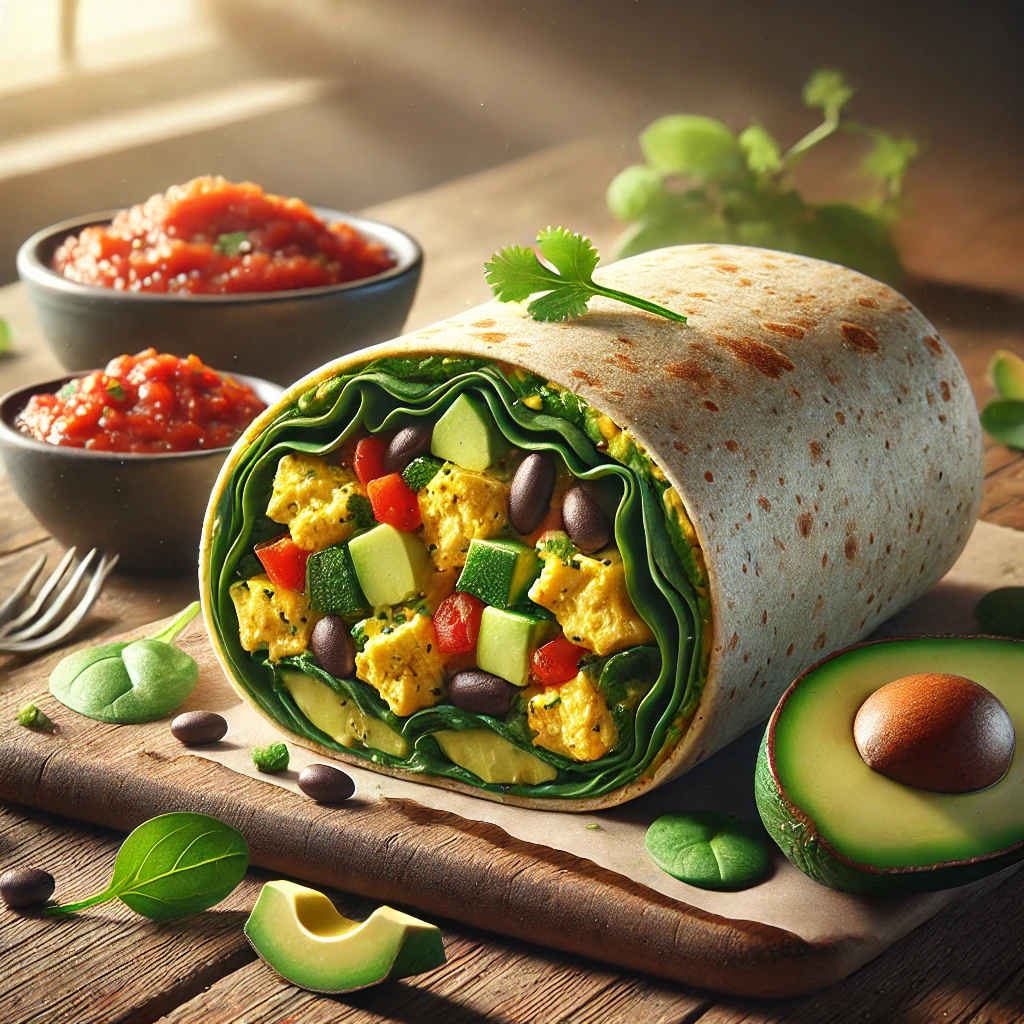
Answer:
(484, 226, 687, 325)
(215, 231, 251, 257)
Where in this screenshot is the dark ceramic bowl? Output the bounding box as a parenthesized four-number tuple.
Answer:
(16, 209, 422, 387)
(0, 373, 284, 575)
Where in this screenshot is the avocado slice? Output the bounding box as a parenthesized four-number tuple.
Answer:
(457, 538, 542, 609)
(476, 606, 557, 687)
(306, 543, 369, 616)
(756, 636, 1024, 895)
(279, 669, 409, 757)
(348, 524, 429, 607)
(430, 392, 508, 471)
(434, 728, 558, 784)
(989, 349, 1024, 400)
(244, 880, 446, 993)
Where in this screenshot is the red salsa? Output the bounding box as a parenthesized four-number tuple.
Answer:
(52, 176, 397, 294)
(16, 349, 267, 453)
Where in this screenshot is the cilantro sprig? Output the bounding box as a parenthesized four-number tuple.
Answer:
(484, 226, 686, 325)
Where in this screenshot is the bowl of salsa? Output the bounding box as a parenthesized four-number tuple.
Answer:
(17, 177, 422, 387)
(0, 349, 284, 574)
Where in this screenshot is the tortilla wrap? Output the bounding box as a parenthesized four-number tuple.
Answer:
(200, 243, 982, 811)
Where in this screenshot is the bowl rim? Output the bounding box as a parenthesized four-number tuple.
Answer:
(16, 206, 423, 305)
(0, 370, 285, 462)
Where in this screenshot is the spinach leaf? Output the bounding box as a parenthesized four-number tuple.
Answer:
(47, 812, 249, 919)
(50, 603, 201, 724)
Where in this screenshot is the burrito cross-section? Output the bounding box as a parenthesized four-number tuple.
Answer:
(201, 244, 983, 811)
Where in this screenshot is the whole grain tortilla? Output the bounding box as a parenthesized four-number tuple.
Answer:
(201, 244, 983, 810)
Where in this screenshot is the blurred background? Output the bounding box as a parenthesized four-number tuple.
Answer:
(0, 0, 1021, 289)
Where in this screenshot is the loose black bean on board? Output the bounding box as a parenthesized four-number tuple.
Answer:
(170, 710, 228, 746)
(298, 764, 356, 804)
(0, 867, 55, 909)
(384, 422, 434, 473)
(311, 616, 356, 678)
(509, 452, 557, 535)
(562, 483, 612, 553)
(448, 670, 518, 717)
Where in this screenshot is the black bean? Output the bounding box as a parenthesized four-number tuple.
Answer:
(298, 764, 356, 804)
(448, 670, 518, 717)
(1, 867, 54, 909)
(170, 711, 228, 746)
(509, 452, 557, 535)
(562, 483, 612, 553)
(311, 616, 356, 678)
(384, 422, 434, 473)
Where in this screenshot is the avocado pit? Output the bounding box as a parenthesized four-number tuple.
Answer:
(853, 672, 1015, 794)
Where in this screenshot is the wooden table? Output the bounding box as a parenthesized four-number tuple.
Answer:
(2, 137, 1023, 1024)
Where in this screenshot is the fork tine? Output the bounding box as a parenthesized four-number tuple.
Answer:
(0, 547, 78, 639)
(0, 553, 47, 627)
(0, 552, 119, 655)
(2, 549, 98, 642)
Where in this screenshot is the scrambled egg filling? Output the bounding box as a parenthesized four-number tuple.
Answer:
(266, 454, 367, 552)
(418, 464, 509, 570)
(230, 574, 318, 662)
(527, 672, 618, 762)
(528, 549, 654, 656)
(354, 612, 447, 717)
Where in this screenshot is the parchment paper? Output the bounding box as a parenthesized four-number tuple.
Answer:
(185, 520, 1024, 946)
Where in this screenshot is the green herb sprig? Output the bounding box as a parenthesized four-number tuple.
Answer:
(484, 226, 687, 325)
(980, 350, 1024, 451)
(606, 69, 919, 283)
(252, 741, 289, 773)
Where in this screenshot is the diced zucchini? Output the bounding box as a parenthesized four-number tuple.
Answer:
(430, 393, 508, 471)
(306, 543, 369, 616)
(348, 524, 430, 607)
(476, 606, 558, 687)
(401, 455, 444, 492)
(457, 538, 541, 609)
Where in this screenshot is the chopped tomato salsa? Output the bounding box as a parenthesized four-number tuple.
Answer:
(16, 348, 267, 453)
(52, 176, 397, 295)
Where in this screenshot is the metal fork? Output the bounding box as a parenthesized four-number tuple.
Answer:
(0, 548, 120, 654)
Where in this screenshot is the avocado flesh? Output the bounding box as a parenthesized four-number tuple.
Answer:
(280, 669, 410, 758)
(244, 880, 446, 993)
(435, 728, 558, 784)
(762, 637, 1024, 889)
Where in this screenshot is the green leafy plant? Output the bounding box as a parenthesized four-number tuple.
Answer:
(607, 69, 919, 283)
(47, 812, 249, 920)
(49, 603, 200, 724)
(981, 350, 1024, 451)
(252, 741, 290, 773)
(484, 226, 687, 324)
(975, 588, 1024, 639)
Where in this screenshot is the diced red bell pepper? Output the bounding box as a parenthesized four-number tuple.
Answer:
(532, 634, 587, 686)
(367, 472, 422, 531)
(433, 592, 485, 654)
(353, 435, 389, 485)
(255, 534, 310, 592)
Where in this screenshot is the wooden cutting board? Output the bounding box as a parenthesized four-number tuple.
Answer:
(3, 613, 1016, 1001)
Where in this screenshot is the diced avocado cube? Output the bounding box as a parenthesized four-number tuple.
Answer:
(348, 524, 430, 607)
(430, 393, 509, 471)
(401, 455, 444, 492)
(476, 606, 557, 687)
(306, 543, 369, 616)
(458, 538, 542, 609)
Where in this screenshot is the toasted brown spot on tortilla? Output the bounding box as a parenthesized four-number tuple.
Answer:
(471, 318, 497, 328)
(822, 551, 828, 567)
(840, 323, 880, 354)
(725, 439, 739, 452)
(940, 381, 951, 401)
(762, 610, 768, 625)
(704, 471, 714, 483)
(476, 332, 508, 344)
(687, 292, 709, 298)
(835, 411, 846, 425)
(813, 594, 825, 618)
(572, 370, 601, 387)
(923, 335, 944, 356)
(763, 322, 805, 340)
(926, 390, 934, 405)
(809, 440, 823, 463)
(857, 297, 880, 309)
(617, 336, 635, 346)
(664, 360, 714, 391)
(674, 440, 690, 453)
(704, 400, 719, 412)
(716, 335, 795, 378)
(758, 495, 772, 513)
(797, 512, 813, 537)
(729, 632, 739, 650)
(845, 533, 859, 561)
(814, 633, 827, 651)
(716, 263, 739, 273)
(786, 643, 795, 657)
(608, 352, 640, 373)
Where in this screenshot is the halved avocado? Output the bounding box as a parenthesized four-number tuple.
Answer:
(755, 636, 1024, 895)
(244, 880, 446, 993)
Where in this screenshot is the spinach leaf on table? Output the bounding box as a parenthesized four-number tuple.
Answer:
(49, 603, 201, 724)
(47, 812, 249, 920)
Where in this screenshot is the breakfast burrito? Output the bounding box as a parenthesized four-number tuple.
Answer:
(201, 244, 982, 811)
